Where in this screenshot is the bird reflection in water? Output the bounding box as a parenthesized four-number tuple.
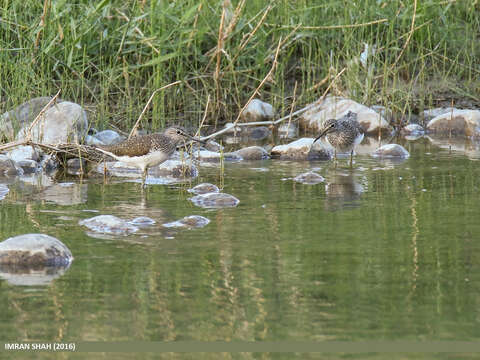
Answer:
(324, 171, 364, 211)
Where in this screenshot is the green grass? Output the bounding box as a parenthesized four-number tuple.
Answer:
(0, 0, 479, 135)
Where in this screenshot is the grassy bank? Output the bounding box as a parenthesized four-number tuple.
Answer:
(0, 0, 479, 134)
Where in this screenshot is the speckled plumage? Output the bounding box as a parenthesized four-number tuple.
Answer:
(313, 111, 364, 166)
(95, 126, 204, 186)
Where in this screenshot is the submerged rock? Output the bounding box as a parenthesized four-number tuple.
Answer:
(246, 126, 271, 140)
(188, 183, 220, 195)
(426, 109, 480, 137)
(162, 215, 210, 229)
(129, 217, 156, 227)
(241, 99, 275, 122)
(271, 138, 330, 160)
(0, 234, 73, 267)
(300, 95, 392, 135)
(96, 159, 198, 180)
(79, 215, 139, 235)
(234, 146, 270, 160)
(67, 158, 87, 175)
(190, 192, 240, 209)
(16, 101, 88, 144)
(293, 172, 325, 185)
(371, 144, 410, 158)
(16, 160, 39, 174)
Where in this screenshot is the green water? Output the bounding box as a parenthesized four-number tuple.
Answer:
(1, 137, 480, 350)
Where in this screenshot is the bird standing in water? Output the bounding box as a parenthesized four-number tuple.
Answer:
(312, 111, 364, 167)
(96, 126, 205, 186)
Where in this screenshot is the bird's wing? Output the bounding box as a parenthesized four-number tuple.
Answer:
(98, 135, 158, 157)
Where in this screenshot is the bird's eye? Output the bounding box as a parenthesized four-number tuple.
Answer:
(177, 130, 182, 135)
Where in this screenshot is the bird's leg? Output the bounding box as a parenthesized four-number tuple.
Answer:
(141, 167, 148, 188)
(350, 150, 353, 168)
(334, 150, 337, 168)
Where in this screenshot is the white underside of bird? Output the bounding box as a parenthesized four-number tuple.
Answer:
(324, 132, 364, 154)
(96, 147, 169, 174)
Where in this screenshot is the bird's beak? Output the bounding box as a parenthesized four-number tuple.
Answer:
(312, 128, 329, 144)
(185, 133, 207, 145)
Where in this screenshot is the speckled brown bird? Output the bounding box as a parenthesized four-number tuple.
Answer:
(312, 111, 364, 167)
(95, 126, 205, 186)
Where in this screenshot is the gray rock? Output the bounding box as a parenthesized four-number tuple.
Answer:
(371, 144, 410, 158)
(300, 95, 392, 135)
(0, 97, 62, 140)
(293, 172, 325, 184)
(79, 215, 139, 235)
(188, 183, 220, 195)
(401, 123, 425, 136)
(203, 140, 224, 152)
(193, 150, 243, 162)
(423, 107, 457, 121)
(96, 159, 198, 180)
(40, 154, 59, 172)
(7, 145, 40, 162)
(16, 160, 39, 174)
(94, 130, 124, 145)
(278, 122, 298, 138)
(222, 122, 243, 134)
(234, 146, 270, 160)
(246, 126, 271, 140)
(0, 234, 73, 267)
(163, 215, 210, 228)
(67, 158, 87, 175)
(0, 184, 9, 200)
(190, 192, 240, 209)
(16, 101, 88, 144)
(371, 105, 393, 122)
(84, 134, 106, 146)
(241, 99, 275, 122)
(129, 217, 156, 227)
(0, 155, 21, 176)
(271, 138, 331, 161)
(426, 109, 480, 136)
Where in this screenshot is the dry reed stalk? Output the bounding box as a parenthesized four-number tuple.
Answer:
(213, 1, 228, 111)
(35, 0, 50, 48)
(202, 38, 282, 141)
(391, 0, 417, 69)
(128, 80, 182, 138)
(232, 4, 272, 64)
(196, 95, 211, 138)
(223, 0, 245, 38)
(116, 9, 160, 54)
(200, 65, 348, 141)
(284, 81, 298, 136)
